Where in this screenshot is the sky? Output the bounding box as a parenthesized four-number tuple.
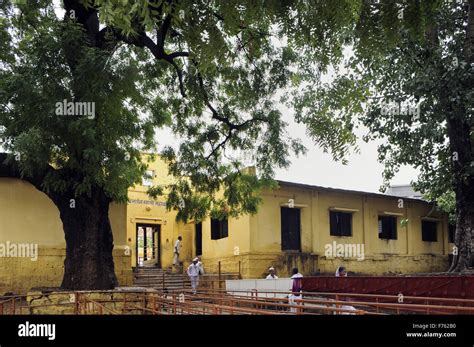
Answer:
(272, 116, 419, 194)
(155, 109, 419, 195)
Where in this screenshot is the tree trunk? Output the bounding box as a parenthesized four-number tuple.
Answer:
(445, 108, 474, 272)
(56, 188, 118, 290)
(449, 195, 474, 272)
(447, 0, 474, 272)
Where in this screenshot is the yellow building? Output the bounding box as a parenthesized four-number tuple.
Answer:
(0, 156, 451, 294)
(203, 181, 451, 278)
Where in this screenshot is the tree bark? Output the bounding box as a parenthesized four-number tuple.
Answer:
(450, 202, 474, 271)
(448, 0, 474, 271)
(55, 188, 118, 290)
(444, 92, 474, 272)
(445, 93, 474, 272)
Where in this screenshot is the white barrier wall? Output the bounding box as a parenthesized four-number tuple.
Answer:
(226, 278, 293, 299)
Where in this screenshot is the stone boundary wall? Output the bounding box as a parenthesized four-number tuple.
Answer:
(0, 245, 132, 295)
(202, 253, 449, 278)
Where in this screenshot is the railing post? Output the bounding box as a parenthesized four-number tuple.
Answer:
(173, 294, 177, 315)
(238, 261, 241, 279)
(123, 293, 127, 314)
(218, 261, 222, 290)
(74, 292, 79, 314)
(297, 299, 302, 315)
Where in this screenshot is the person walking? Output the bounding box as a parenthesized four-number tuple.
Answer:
(187, 257, 204, 294)
(173, 236, 182, 266)
(289, 268, 303, 313)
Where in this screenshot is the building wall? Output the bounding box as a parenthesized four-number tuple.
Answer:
(198, 215, 252, 276)
(240, 186, 316, 278)
(125, 155, 193, 270)
(201, 183, 449, 278)
(235, 184, 450, 278)
(0, 178, 132, 295)
(125, 156, 252, 274)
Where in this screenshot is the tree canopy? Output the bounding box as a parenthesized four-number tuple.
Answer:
(302, 0, 473, 270)
(0, 0, 365, 223)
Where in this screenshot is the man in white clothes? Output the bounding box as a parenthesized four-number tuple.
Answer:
(335, 266, 347, 277)
(266, 267, 278, 279)
(187, 257, 204, 294)
(173, 236, 182, 266)
(289, 268, 303, 313)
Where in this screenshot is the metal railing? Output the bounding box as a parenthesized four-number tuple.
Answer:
(2, 288, 474, 315)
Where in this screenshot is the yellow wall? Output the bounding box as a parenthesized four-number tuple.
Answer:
(250, 186, 313, 253)
(0, 178, 63, 244)
(124, 155, 251, 272)
(199, 215, 251, 276)
(0, 178, 132, 294)
(125, 155, 193, 270)
(236, 183, 450, 278)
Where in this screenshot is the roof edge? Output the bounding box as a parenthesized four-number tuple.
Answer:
(276, 180, 430, 205)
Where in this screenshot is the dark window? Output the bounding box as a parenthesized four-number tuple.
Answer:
(378, 216, 397, 240)
(281, 207, 301, 251)
(448, 224, 455, 243)
(422, 221, 438, 242)
(195, 222, 202, 255)
(329, 211, 352, 237)
(211, 218, 228, 240)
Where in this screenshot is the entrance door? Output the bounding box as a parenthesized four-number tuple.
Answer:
(281, 207, 301, 251)
(195, 222, 202, 256)
(136, 224, 161, 267)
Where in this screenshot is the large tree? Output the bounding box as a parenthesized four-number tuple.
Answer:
(0, 0, 359, 289)
(293, 0, 473, 271)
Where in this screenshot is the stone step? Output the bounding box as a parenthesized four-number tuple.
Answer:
(134, 279, 189, 283)
(134, 270, 166, 274)
(132, 267, 237, 290)
(138, 285, 192, 290)
(134, 277, 187, 281)
(133, 271, 191, 289)
(134, 275, 188, 278)
(136, 283, 192, 287)
(134, 270, 183, 275)
(133, 280, 191, 285)
(135, 278, 190, 281)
